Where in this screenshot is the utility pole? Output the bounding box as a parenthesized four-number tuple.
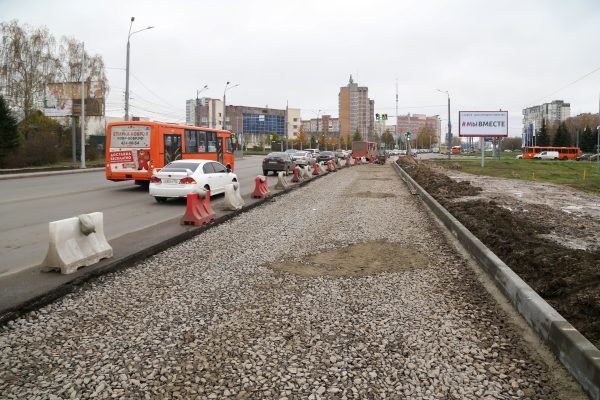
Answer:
(395, 79, 398, 149)
(80, 43, 86, 168)
(447, 94, 451, 159)
(125, 18, 133, 121)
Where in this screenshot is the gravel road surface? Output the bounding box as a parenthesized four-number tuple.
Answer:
(0, 163, 587, 399)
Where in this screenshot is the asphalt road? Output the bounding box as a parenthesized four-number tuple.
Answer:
(0, 155, 270, 277)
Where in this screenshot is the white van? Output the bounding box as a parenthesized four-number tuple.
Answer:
(533, 151, 559, 160)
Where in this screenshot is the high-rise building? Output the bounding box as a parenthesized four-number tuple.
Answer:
(522, 100, 570, 131)
(185, 99, 196, 125)
(195, 97, 224, 129)
(339, 75, 374, 141)
(522, 100, 570, 146)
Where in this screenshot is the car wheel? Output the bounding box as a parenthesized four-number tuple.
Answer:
(263, 170, 268, 176)
(204, 185, 211, 196)
(285, 166, 290, 176)
(154, 196, 167, 203)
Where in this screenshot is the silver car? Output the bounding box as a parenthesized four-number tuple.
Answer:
(291, 150, 311, 166)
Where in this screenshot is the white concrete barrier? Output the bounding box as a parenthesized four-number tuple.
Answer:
(222, 182, 244, 210)
(42, 212, 113, 274)
(275, 171, 289, 190)
(302, 166, 311, 179)
(319, 163, 328, 174)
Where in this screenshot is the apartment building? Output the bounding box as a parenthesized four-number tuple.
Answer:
(522, 100, 570, 131)
(339, 75, 374, 142)
(195, 97, 224, 129)
(396, 114, 441, 142)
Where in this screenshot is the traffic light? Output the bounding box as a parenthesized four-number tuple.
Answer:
(382, 113, 388, 121)
(406, 132, 411, 140)
(375, 113, 380, 121)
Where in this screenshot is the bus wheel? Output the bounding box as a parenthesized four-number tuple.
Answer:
(155, 197, 167, 203)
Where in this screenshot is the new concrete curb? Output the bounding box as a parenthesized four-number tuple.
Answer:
(392, 161, 600, 400)
(0, 170, 324, 327)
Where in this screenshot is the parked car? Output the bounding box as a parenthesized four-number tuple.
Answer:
(515, 154, 523, 159)
(334, 149, 348, 159)
(291, 150, 311, 166)
(262, 152, 295, 176)
(533, 151, 559, 160)
(149, 160, 237, 203)
(317, 151, 336, 163)
(304, 148, 320, 160)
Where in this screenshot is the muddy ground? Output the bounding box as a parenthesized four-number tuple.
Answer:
(397, 157, 600, 348)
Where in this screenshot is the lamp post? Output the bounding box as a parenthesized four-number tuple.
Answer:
(436, 89, 452, 159)
(223, 82, 239, 131)
(195, 85, 208, 126)
(125, 17, 154, 121)
(314, 109, 322, 149)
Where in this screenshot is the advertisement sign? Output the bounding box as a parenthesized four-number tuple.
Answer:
(109, 125, 152, 173)
(43, 82, 106, 117)
(458, 111, 508, 137)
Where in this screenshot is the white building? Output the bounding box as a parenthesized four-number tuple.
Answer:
(185, 99, 196, 125)
(522, 100, 570, 131)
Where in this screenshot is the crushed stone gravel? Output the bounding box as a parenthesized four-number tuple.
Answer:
(0, 163, 586, 399)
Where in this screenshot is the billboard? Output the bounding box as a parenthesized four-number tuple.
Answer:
(43, 82, 105, 117)
(458, 111, 508, 137)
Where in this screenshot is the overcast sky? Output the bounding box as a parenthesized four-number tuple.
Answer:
(3, 0, 600, 136)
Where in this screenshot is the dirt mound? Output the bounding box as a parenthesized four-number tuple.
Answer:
(272, 241, 428, 277)
(397, 158, 600, 347)
(400, 157, 481, 199)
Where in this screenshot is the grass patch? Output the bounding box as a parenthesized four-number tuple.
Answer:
(433, 158, 600, 195)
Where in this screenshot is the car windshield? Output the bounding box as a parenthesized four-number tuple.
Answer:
(267, 152, 285, 158)
(162, 162, 200, 172)
(295, 152, 308, 156)
(285, 149, 297, 153)
(321, 151, 333, 156)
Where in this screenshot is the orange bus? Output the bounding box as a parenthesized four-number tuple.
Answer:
(105, 121, 235, 184)
(352, 141, 378, 160)
(521, 146, 580, 160)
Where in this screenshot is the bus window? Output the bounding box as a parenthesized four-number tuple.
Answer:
(185, 129, 198, 153)
(185, 130, 207, 153)
(207, 131, 217, 152)
(226, 137, 234, 153)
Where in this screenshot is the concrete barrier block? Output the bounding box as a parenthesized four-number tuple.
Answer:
(42, 212, 113, 274)
(302, 166, 311, 179)
(223, 182, 244, 211)
(275, 171, 289, 190)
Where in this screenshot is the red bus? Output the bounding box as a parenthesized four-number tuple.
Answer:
(352, 141, 378, 160)
(521, 146, 580, 160)
(105, 121, 235, 184)
(451, 145, 461, 154)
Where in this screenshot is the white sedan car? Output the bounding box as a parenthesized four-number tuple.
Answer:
(149, 159, 238, 203)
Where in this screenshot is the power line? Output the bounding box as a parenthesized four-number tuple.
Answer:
(526, 64, 600, 107)
(130, 72, 181, 111)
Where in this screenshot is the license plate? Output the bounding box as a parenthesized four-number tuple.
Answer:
(162, 178, 178, 184)
(269, 161, 277, 164)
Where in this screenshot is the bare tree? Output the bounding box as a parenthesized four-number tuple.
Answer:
(0, 20, 108, 117)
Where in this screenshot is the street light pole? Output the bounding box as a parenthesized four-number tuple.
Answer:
(125, 17, 154, 121)
(436, 89, 452, 159)
(223, 82, 239, 131)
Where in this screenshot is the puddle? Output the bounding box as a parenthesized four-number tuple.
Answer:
(272, 241, 428, 278)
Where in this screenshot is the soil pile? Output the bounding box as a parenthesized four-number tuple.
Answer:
(397, 157, 600, 347)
